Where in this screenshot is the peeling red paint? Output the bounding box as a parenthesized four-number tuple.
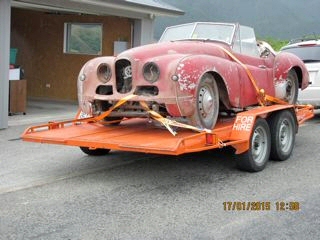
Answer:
(77, 22, 309, 125)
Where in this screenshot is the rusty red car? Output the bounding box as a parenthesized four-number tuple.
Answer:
(77, 22, 309, 129)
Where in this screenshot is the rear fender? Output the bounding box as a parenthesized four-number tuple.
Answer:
(274, 52, 309, 90)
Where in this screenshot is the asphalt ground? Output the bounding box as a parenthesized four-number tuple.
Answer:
(0, 102, 319, 240)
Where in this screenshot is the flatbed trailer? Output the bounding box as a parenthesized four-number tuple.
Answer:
(21, 104, 313, 172)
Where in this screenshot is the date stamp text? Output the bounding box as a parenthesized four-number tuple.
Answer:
(223, 201, 300, 211)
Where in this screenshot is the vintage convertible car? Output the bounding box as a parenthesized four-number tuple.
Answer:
(77, 22, 309, 129)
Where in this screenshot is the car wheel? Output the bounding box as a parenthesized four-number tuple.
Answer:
(80, 147, 111, 156)
(189, 73, 219, 129)
(236, 118, 271, 172)
(283, 70, 298, 104)
(269, 110, 296, 161)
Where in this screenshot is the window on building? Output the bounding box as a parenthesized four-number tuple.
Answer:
(64, 23, 102, 55)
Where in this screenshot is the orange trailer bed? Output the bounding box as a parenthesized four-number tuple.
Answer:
(22, 118, 234, 155)
(21, 104, 313, 156)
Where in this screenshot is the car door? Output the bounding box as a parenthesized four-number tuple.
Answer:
(232, 25, 274, 107)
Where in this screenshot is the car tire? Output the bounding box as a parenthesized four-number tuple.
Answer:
(284, 70, 299, 104)
(189, 73, 219, 130)
(80, 147, 111, 156)
(269, 110, 296, 161)
(236, 118, 271, 172)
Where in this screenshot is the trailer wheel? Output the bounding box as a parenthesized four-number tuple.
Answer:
(80, 147, 110, 156)
(269, 110, 296, 161)
(283, 70, 299, 104)
(236, 118, 271, 172)
(189, 73, 219, 129)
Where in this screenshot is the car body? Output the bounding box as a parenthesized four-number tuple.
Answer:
(281, 38, 320, 108)
(78, 22, 309, 129)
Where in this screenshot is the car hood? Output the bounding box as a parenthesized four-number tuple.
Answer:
(117, 40, 230, 62)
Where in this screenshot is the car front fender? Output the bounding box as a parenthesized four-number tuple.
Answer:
(174, 54, 241, 114)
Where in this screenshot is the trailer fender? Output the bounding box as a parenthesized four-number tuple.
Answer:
(229, 104, 298, 154)
(230, 113, 257, 154)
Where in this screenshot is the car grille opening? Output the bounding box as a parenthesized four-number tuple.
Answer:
(93, 100, 148, 117)
(134, 86, 159, 96)
(96, 85, 113, 95)
(116, 59, 132, 94)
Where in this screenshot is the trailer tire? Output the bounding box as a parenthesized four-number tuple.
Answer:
(269, 110, 296, 161)
(80, 147, 111, 156)
(189, 73, 219, 129)
(236, 118, 271, 172)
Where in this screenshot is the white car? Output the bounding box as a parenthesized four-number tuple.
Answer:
(281, 39, 320, 108)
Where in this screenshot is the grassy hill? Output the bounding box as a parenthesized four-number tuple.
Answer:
(155, 0, 320, 41)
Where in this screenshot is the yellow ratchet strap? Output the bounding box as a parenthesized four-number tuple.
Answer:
(216, 45, 288, 106)
(139, 101, 211, 136)
(95, 94, 137, 121)
(91, 94, 211, 136)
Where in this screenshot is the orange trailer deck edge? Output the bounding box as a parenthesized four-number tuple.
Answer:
(21, 104, 314, 156)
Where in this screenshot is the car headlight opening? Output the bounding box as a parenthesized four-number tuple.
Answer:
(143, 62, 160, 83)
(97, 63, 112, 83)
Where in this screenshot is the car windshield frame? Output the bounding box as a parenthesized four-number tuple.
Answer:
(281, 45, 320, 62)
(159, 22, 236, 45)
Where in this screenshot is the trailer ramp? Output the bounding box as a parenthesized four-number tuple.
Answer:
(22, 104, 314, 156)
(22, 118, 238, 155)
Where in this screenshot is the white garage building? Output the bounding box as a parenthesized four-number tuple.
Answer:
(0, 0, 183, 129)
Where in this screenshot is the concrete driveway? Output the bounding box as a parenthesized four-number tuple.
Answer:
(1, 102, 319, 239)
